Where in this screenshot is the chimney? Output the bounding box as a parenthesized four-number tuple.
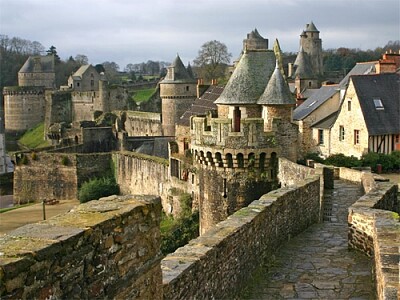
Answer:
(288, 63, 293, 78)
(197, 79, 209, 98)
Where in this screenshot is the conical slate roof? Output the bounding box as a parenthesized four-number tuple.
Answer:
(214, 50, 276, 105)
(293, 47, 315, 78)
(161, 54, 196, 83)
(186, 63, 195, 80)
(258, 61, 295, 105)
(305, 21, 319, 32)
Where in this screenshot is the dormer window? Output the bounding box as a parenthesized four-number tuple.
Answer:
(373, 98, 384, 110)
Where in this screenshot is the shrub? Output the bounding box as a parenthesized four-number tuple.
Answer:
(325, 153, 361, 168)
(61, 156, 70, 166)
(160, 211, 199, 255)
(31, 152, 37, 161)
(362, 151, 400, 172)
(20, 155, 29, 165)
(78, 177, 119, 203)
(297, 152, 324, 165)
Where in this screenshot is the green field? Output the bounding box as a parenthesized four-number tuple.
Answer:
(18, 122, 50, 149)
(132, 88, 156, 103)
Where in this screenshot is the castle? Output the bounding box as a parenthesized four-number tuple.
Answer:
(1, 23, 399, 300)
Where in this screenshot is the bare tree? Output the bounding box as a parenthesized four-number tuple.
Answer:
(193, 40, 232, 81)
(74, 54, 89, 65)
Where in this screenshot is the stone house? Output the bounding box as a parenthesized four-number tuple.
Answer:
(328, 73, 400, 158)
(293, 84, 340, 157)
(67, 65, 101, 91)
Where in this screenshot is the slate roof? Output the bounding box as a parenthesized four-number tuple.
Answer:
(72, 65, 92, 79)
(178, 85, 224, 126)
(19, 55, 55, 73)
(293, 47, 315, 78)
(214, 50, 276, 105)
(305, 22, 319, 32)
(339, 61, 376, 88)
(258, 62, 295, 105)
(161, 55, 196, 84)
(311, 111, 339, 129)
(293, 85, 339, 120)
(351, 73, 400, 135)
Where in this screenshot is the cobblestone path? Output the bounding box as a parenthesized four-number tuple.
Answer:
(241, 180, 375, 299)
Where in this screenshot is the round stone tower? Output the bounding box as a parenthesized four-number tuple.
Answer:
(160, 55, 197, 136)
(299, 21, 323, 76)
(191, 30, 282, 235)
(258, 62, 298, 162)
(3, 87, 46, 133)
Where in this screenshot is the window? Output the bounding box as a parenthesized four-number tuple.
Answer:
(347, 100, 351, 111)
(318, 129, 324, 145)
(339, 126, 345, 141)
(186, 86, 189, 92)
(373, 98, 384, 110)
(354, 130, 360, 144)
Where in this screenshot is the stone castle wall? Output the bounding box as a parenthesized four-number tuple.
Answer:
(3, 87, 46, 133)
(45, 90, 72, 128)
(162, 174, 321, 299)
(113, 152, 169, 208)
(345, 169, 399, 300)
(124, 111, 162, 136)
(13, 152, 112, 203)
(0, 195, 162, 300)
(18, 72, 55, 88)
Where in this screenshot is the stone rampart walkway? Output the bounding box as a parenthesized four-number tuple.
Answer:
(241, 180, 375, 299)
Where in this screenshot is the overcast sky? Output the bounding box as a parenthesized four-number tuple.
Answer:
(1, 0, 399, 69)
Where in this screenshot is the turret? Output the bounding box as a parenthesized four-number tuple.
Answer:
(192, 30, 280, 235)
(299, 21, 323, 76)
(160, 55, 197, 136)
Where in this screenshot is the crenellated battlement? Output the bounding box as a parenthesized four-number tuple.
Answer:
(3, 86, 44, 96)
(190, 116, 276, 150)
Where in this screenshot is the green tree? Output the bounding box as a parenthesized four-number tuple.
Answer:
(193, 40, 232, 82)
(46, 45, 60, 63)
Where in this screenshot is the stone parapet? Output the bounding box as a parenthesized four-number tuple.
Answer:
(347, 173, 399, 300)
(191, 116, 276, 149)
(0, 195, 162, 300)
(162, 175, 320, 299)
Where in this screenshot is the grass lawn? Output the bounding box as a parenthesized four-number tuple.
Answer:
(132, 88, 156, 103)
(18, 122, 50, 149)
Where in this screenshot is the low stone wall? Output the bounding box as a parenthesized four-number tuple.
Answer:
(162, 175, 320, 299)
(278, 158, 334, 222)
(346, 167, 399, 300)
(0, 195, 162, 299)
(113, 151, 170, 211)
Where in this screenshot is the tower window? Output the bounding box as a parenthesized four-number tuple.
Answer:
(186, 86, 189, 91)
(233, 107, 241, 132)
